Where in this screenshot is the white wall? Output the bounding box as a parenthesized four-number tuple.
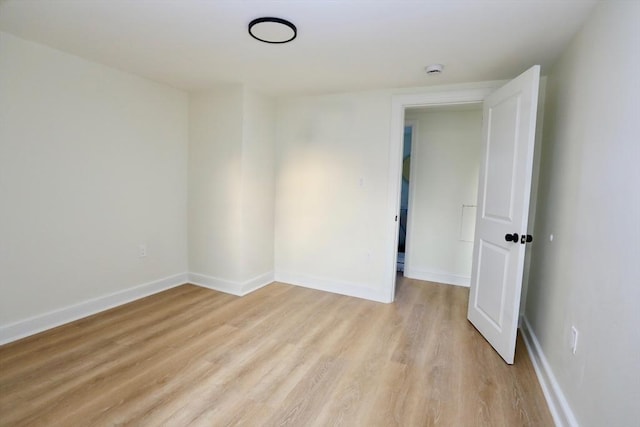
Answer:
(275, 91, 393, 301)
(0, 32, 189, 336)
(188, 86, 275, 293)
(188, 86, 244, 282)
(274, 83, 502, 302)
(404, 108, 482, 286)
(240, 90, 276, 281)
(523, 2, 640, 426)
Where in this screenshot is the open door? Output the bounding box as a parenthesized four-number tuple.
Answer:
(467, 65, 540, 364)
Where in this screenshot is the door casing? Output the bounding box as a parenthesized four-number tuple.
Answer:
(386, 83, 503, 302)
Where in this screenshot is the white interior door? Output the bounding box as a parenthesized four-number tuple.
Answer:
(467, 65, 540, 364)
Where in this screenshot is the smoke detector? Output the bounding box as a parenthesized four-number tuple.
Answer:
(425, 64, 444, 75)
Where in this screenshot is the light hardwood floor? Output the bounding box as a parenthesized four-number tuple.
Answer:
(0, 278, 554, 426)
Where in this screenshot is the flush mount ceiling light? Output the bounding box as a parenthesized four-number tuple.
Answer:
(248, 17, 297, 44)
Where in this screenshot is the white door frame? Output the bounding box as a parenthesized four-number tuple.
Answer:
(385, 84, 501, 302)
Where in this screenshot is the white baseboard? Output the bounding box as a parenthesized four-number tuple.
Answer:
(188, 271, 274, 296)
(403, 267, 470, 287)
(240, 271, 275, 295)
(275, 271, 392, 303)
(0, 272, 188, 345)
(521, 316, 579, 427)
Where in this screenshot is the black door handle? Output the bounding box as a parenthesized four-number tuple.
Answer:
(505, 233, 519, 242)
(521, 234, 533, 244)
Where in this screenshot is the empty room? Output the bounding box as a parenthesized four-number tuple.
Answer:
(0, 1, 638, 426)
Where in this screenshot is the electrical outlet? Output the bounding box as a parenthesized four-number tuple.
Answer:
(570, 326, 579, 354)
(139, 244, 147, 258)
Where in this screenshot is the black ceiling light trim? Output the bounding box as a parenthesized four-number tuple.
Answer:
(248, 17, 297, 44)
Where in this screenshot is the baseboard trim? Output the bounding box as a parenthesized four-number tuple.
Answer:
(403, 267, 470, 287)
(521, 316, 579, 427)
(0, 272, 188, 345)
(188, 271, 274, 296)
(275, 271, 391, 303)
(240, 271, 275, 295)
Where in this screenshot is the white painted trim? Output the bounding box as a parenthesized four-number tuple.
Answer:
(385, 83, 501, 303)
(188, 272, 242, 295)
(188, 271, 274, 296)
(521, 316, 579, 427)
(403, 267, 470, 287)
(240, 271, 275, 295)
(0, 272, 188, 345)
(275, 271, 391, 303)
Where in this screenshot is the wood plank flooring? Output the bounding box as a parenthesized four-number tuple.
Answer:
(0, 278, 554, 426)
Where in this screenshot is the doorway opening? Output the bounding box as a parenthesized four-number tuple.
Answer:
(396, 122, 414, 273)
(396, 104, 483, 284)
(385, 85, 498, 303)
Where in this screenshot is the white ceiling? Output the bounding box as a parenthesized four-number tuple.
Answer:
(0, 0, 598, 96)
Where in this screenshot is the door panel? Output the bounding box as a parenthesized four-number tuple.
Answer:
(483, 96, 520, 222)
(475, 240, 509, 329)
(468, 65, 540, 364)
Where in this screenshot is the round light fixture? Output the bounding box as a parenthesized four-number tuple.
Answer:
(248, 17, 297, 44)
